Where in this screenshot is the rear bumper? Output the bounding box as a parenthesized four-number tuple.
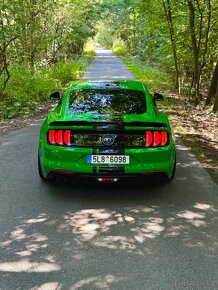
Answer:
(46, 170, 170, 182)
(39, 143, 176, 179)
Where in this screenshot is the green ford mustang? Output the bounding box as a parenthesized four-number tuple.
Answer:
(38, 80, 176, 183)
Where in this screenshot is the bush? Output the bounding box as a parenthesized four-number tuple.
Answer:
(0, 66, 60, 119)
(48, 57, 93, 85)
(122, 56, 173, 92)
(0, 55, 94, 120)
(83, 41, 96, 57)
(112, 40, 127, 55)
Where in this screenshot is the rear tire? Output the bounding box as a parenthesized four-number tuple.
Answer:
(38, 154, 47, 180)
(167, 159, 176, 182)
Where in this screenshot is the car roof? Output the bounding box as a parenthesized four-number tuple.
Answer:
(71, 80, 145, 91)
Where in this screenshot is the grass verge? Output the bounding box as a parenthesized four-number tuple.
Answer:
(122, 56, 173, 92)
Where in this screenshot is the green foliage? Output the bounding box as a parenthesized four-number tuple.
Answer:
(0, 0, 99, 92)
(0, 0, 97, 121)
(1, 0, 217, 117)
(95, 0, 218, 107)
(83, 41, 96, 57)
(95, 22, 114, 48)
(0, 56, 93, 120)
(112, 40, 127, 55)
(0, 66, 60, 119)
(122, 56, 173, 92)
(48, 57, 92, 86)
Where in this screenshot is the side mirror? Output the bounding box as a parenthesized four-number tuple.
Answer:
(153, 93, 164, 101)
(50, 91, 61, 101)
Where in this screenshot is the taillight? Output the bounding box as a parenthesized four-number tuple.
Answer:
(145, 131, 169, 147)
(48, 130, 56, 145)
(47, 130, 72, 146)
(55, 130, 64, 145)
(153, 131, 161, 146)
(161, 131, 168, 146)
(63, 130, 71, 146)
(146, 131, 153, 147)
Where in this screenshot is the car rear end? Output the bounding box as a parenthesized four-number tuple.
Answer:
(38, 81, 176, 182)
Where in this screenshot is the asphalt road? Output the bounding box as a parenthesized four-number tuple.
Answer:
(0, 49, 218, 290)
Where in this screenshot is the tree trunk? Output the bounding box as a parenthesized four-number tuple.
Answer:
(125, 11, 130, 51)
(212, 82, 218, 113)
(196, 0, 211, 103)
(132, 7, 136, 54)
(29, 0, 36, 74)
(205, 62, 218, 106)
(163, 0, 180, 93)
(0, 36, 17, 98)
(187, 0, 199, 104)
(0, 45, 10, 98)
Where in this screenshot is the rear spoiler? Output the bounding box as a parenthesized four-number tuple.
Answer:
(49, 121, 167, 128)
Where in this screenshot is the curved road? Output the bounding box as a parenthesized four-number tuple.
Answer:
(0, 50, 217, 290)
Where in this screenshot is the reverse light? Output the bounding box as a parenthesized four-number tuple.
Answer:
(145, 131, 169, 147)
(48, 130, 72, 146)
(97, 178, 119, 183)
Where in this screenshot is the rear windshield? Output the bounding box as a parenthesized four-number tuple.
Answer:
(69, 89, 146, 114)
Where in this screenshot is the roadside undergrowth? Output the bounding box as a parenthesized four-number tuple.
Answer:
(122, 56, 173, 92)
(0, 53, 94, 123)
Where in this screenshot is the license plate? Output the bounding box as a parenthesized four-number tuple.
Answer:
(87, 155, 129, 164)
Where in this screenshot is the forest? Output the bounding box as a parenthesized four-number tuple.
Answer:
(0, 0, 218, 120)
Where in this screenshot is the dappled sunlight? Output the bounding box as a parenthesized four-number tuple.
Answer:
(174, 176, 188, 181)
(63, 207, 167, 253)
(177, 160, 200, 168)
(0, 258, 60, 272)
(175, 131, 218, 181)
(175, 138, 218, 185)
(70, 274, 125, 290)
(94, 235, 136, 251)
(25, 214, 48, 224)
(176, 204, 217, 229)
(1, 203, 217, 260)
(129, 207, 155, 214)
(176, 144, 190, 151)
(194, 203, 214, 210)
(10, 227, 27, 240)
(132, 217, 164, 241)
(60, 201, 218, 254)
(0, 213, 58, 274)
(64, 209, 118, 241)
(177, 210, 206, 227)
(30, 282, 62, 290)
(0, 198, 217, 290)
